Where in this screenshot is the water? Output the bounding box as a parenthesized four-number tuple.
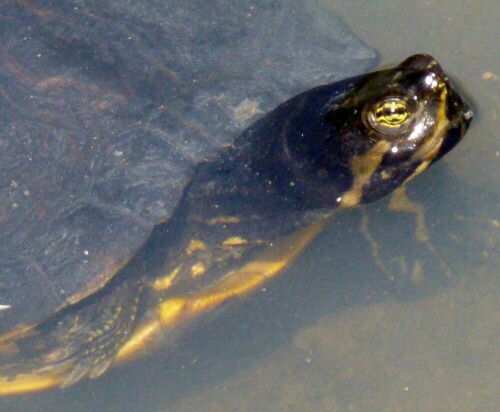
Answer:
(1, 0, 498, 411)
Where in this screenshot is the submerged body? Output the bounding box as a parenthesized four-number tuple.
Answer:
(1, 0, 378, 393)
(0, 0, 377, 339)
(0, 52, 473, 394)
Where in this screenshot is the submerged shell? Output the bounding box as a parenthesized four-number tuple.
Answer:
(0, 0, 378, 334)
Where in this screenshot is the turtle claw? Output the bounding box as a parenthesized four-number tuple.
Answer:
(58, 350, 115, 388)
(89, 357, 114, 379)
(60, 363, 90, 388)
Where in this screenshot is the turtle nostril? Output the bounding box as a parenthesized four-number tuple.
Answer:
(463, 108, 474, 122)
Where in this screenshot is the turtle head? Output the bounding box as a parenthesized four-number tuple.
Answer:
(277, 54, 474, 208)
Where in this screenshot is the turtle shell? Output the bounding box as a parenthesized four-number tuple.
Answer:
(0, 0, 378, 335)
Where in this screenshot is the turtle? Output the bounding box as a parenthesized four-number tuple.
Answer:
(0, 0, 473, 395)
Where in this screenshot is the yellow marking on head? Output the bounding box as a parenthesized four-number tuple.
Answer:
(222, 236, 248, 246)
(190, 262, 207, 277)
(206, 215, 241, 225)
(411, 87, 449, 164)
(153, 264, 182, 291)
(185, 239, 206, 255)
(340, 140, 391, 208)
(403, 160, 431, 185)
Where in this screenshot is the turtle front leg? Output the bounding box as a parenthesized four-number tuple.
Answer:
(0, 275, 143, 394)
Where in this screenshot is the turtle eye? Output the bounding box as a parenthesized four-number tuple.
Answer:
(363, 97, 418, 137)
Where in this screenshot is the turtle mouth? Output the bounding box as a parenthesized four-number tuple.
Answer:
(447, 76, 474, 127)
(398, 55, 474, 164)
(432, 79, 474, 162)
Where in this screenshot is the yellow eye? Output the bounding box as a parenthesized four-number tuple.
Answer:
(363, 97, 417, 136)
(375, 99, 409, 126)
